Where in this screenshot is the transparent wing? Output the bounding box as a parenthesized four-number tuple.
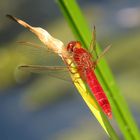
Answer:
(18, 64, 72, 82)
(17, 41, 54, 54)
(18, 65, 67, 73)
(15, 41, 72, 82)
(16, 40, 58, 58)
(15, 40, 64, 67)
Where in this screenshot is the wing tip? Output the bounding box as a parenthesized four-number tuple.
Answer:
(18, 65, 28, 70)
(6, 14, 18, 22)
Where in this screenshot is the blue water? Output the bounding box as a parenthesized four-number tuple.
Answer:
(0, 87, 94, 140)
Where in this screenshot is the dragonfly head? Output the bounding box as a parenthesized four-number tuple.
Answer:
(67, 41, 82, 53)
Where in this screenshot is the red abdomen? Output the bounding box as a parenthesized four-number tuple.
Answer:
(86, 69, 112, 119)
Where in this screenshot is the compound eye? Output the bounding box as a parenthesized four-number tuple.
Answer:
(75, 41, 81, 48)
(67, 41, 76, 52)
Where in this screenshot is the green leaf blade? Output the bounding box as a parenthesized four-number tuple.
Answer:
(57, 0, 140, 140)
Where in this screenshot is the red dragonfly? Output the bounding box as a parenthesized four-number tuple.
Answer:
(7, 14, 112, 119)
(66, 40, 112, 119)
(18, 40, 112, 119)
(17, 40, 112, 119)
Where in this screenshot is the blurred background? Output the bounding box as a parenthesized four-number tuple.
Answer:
(0, 0, 140, 139)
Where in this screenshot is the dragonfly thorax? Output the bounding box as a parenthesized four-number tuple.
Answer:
(74, 50, 93, 70)
(67, 41, 93, 70)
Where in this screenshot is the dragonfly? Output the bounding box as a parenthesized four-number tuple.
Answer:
(18, 40, 112, 119)
(67, 40, 112, 119)
(7, 15, 112, 119)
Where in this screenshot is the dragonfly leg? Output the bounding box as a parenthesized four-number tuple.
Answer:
(63, 56, 78, 74)
(95, 44, 111, 65)
(72, 76, 86, 90)
(89, 26, 98, 58)
(73, 77, 90, 95)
